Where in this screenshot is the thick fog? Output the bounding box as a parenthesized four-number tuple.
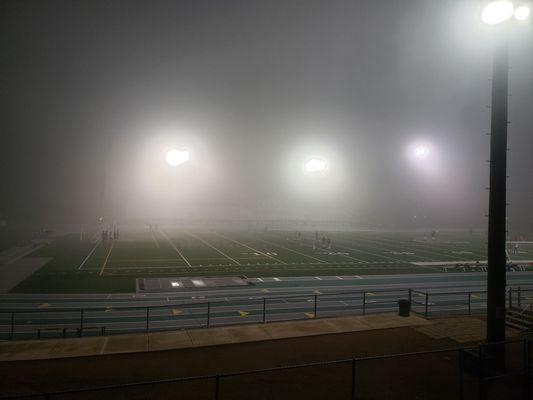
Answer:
(1, 0, 532, 230)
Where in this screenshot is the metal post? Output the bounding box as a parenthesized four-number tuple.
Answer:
(425, 293, 429, 318)
(314, 295, 318, 319)
(458, 349, 464, 400)
(351, 358, 357, 400)
(262, 298, 266, 323)
(363, 292, 366, 315)
(146, 307, 150, 333)
(215, 374, 220, 400)
(522, 339, 530, 400)
(478, 344, 486, 400)
(10, 312, 14, 340)
(525, 339, 531, 400)
(486, 31, 509, 348)
(468, 293, 471, 316)
(79, 309, 84, 337)
(207, 302, 211, 328)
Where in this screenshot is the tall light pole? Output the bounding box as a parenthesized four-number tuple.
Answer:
(480, 1, 530, 346)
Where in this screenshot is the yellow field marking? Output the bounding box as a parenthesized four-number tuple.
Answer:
(314, 290, 322, 295)
(38, 303, 50, 309)
(185, 231, 242, 265)
(238, 311, 250, 317)
(305, 312, 315, 319)
(214, 232, 284, 263)
(160, 231, 192, 267)
(99, 240, 115, 276)
(257, 237, 328, 263)
(261, 289, 270, 293)
(172, 309, 183, 316)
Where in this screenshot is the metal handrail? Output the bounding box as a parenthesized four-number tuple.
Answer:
(1, 338, 529, 400)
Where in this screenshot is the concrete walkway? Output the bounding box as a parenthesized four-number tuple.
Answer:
(0, 313, 429, 361)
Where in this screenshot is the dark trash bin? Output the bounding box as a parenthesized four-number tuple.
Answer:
(398, 299, 411, 317)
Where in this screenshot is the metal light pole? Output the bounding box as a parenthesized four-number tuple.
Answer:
(486, 30, 508, 346)
(480, 0, 530, 346)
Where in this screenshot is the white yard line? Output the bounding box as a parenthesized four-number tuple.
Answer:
(99, 241, 115, 276)
(151, 232, 160, 248)
(160, 231, 192, 267)
(257, 237, 328, 263)
(214, 232, 285, 263)
(78, 240, 101, 270)
(185, 231, 242, 265)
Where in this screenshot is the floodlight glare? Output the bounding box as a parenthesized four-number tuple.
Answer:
(413, 146, 430, 159)
(481, 1, 515, 24)
(305, 158, 327, 173)
(165, 148, 190, 167)
(514, 4, 531, 20)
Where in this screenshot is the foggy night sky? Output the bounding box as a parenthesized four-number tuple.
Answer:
(1, 0, 532, 230)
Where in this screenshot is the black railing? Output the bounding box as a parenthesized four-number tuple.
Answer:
(0, 285, 531, 341)
(1, 338, 530, 400)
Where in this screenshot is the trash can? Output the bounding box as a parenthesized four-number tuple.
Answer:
(398, 299, 411, 317)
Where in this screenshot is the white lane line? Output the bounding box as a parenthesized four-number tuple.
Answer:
(273, 277, 281, 282)
(315, 277, 322, 280)
(257, 237, 328, 263)
(161, 231, 192, 267)
(336, 276, 343, 280)
(257, 277, 264, 282)
(78, 240, 101, 270)
(185, 231, 242, 265)
(214, 232, 285, 263)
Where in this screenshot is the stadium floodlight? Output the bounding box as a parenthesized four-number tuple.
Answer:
(413, 145, 430, 159)
(514, 4, 531, 20)
(481, 1, 515, 24)
(304, 158, 327, 173)
(165, 148, 190, 167)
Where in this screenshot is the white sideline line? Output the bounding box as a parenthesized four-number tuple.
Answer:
(151, 232, 160, 248)
(214, 232, 285, 263)
(185, 231, 242, 265)
(78, 240, 101, 270)
(99, 240, 115, 276)
(161, 231, 192, 267)
(257, 237, 328, 263)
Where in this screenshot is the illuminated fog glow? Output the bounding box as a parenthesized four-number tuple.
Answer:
(304, 158, 327, 172)
(514, 5, 530, 20)
(165, 148, 190, 167)
(481, 1, 514, 24)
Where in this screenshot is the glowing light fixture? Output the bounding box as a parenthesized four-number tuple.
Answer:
(514, 4, 531, 20)
(413, 146, 430, 159)
(304, 158, 327, 173)
(165, 148, 190, 167)
(481, 1, 515, 24)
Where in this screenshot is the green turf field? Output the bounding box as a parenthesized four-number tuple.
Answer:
(11, 227, 533, 293)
